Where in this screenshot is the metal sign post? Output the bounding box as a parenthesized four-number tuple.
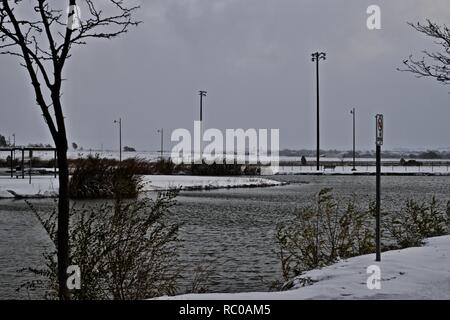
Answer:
(375, 114, 383, 262)
(29, 150, 33, 185)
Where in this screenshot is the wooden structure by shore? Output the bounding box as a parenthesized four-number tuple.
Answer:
(0, 147, 57, 179)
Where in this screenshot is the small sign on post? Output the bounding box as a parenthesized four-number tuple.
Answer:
(375, 114, 383, 262)
(376, 114, 383, 146)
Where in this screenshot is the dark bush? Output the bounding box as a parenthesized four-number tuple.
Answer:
(191, 161, 243, 176)
(385, 197, 450, 248)
(152, 159, 176, 175)
(69, 155, 141, 199)
(277, 189, 450, 287)
(301, 156, 307, 166)
(277, 188, 375, 281)
(123, 146, 136, 152)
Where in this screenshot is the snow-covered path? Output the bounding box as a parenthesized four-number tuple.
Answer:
(158, 236, 450, 300)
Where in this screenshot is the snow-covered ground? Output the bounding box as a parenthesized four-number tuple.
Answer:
(158, 236, 450, 300)
(0, 175, 284, 198)
(0, 176, 58, 199)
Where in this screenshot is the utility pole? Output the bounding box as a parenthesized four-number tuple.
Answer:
(351, 108, 356, 171)
(199, 90, 207, 162)
(199, 91, 207, 123)
(311, 52, 326, 171)
(157, 128, 164, 160)
(114, 118, 122, 162)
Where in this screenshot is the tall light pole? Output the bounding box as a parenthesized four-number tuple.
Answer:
(311, 52, 326, 171)
(157, 128, 164, 160)
(114, 118, 122, 162)
(199, 91, 207, 123)
(350, 108, 356, 171)
(199, 90, 207, 161)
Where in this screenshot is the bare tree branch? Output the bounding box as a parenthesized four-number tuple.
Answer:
(0, 0, 140, 300)
(1, 0, 57, 138)
(399, 20, 450, 85)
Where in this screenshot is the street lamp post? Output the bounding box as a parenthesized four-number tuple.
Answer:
(199, 91, 207, 123)
(199, 90, 207, 162)
(114, 118, 122, 162)
(157, 128, 164, 160)
(311, 52, 326, 171)
(350, 108, 356, 171)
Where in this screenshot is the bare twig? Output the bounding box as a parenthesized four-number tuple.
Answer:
(399, 20, 450, 85)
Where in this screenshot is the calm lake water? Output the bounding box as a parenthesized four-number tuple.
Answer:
(1, 175, 450, 299)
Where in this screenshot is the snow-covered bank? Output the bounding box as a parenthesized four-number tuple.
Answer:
(0, 176, 284, 199)
(141, 176, 284, 192)
(0, 177, 58, 199)
(158, 235, 450, 300)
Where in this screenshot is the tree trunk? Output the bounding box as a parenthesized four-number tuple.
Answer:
(57, 142, 70, 300)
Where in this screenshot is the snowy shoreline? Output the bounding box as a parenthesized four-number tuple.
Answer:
(0, 175, 286, 199)
(140, 175, 286, 192)
(157, 235, 450, 300)
(263, 165, 450, 176)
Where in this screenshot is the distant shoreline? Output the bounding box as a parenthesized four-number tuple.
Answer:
(274, 172, 450, 177)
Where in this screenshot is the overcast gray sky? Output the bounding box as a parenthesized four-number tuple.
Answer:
(1, 0, 450, 151)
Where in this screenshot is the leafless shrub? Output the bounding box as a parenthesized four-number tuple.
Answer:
(69, 155, 142, 199)
(276, 188, 375, 282)
(21, 191, 181, 300)
(385, 197, 450, 248)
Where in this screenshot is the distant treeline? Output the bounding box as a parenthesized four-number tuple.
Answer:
(0, 155, 260, 177)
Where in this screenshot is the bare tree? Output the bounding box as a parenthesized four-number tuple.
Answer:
(0, 0, 140, 300)
(400, 20, 450, 85)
